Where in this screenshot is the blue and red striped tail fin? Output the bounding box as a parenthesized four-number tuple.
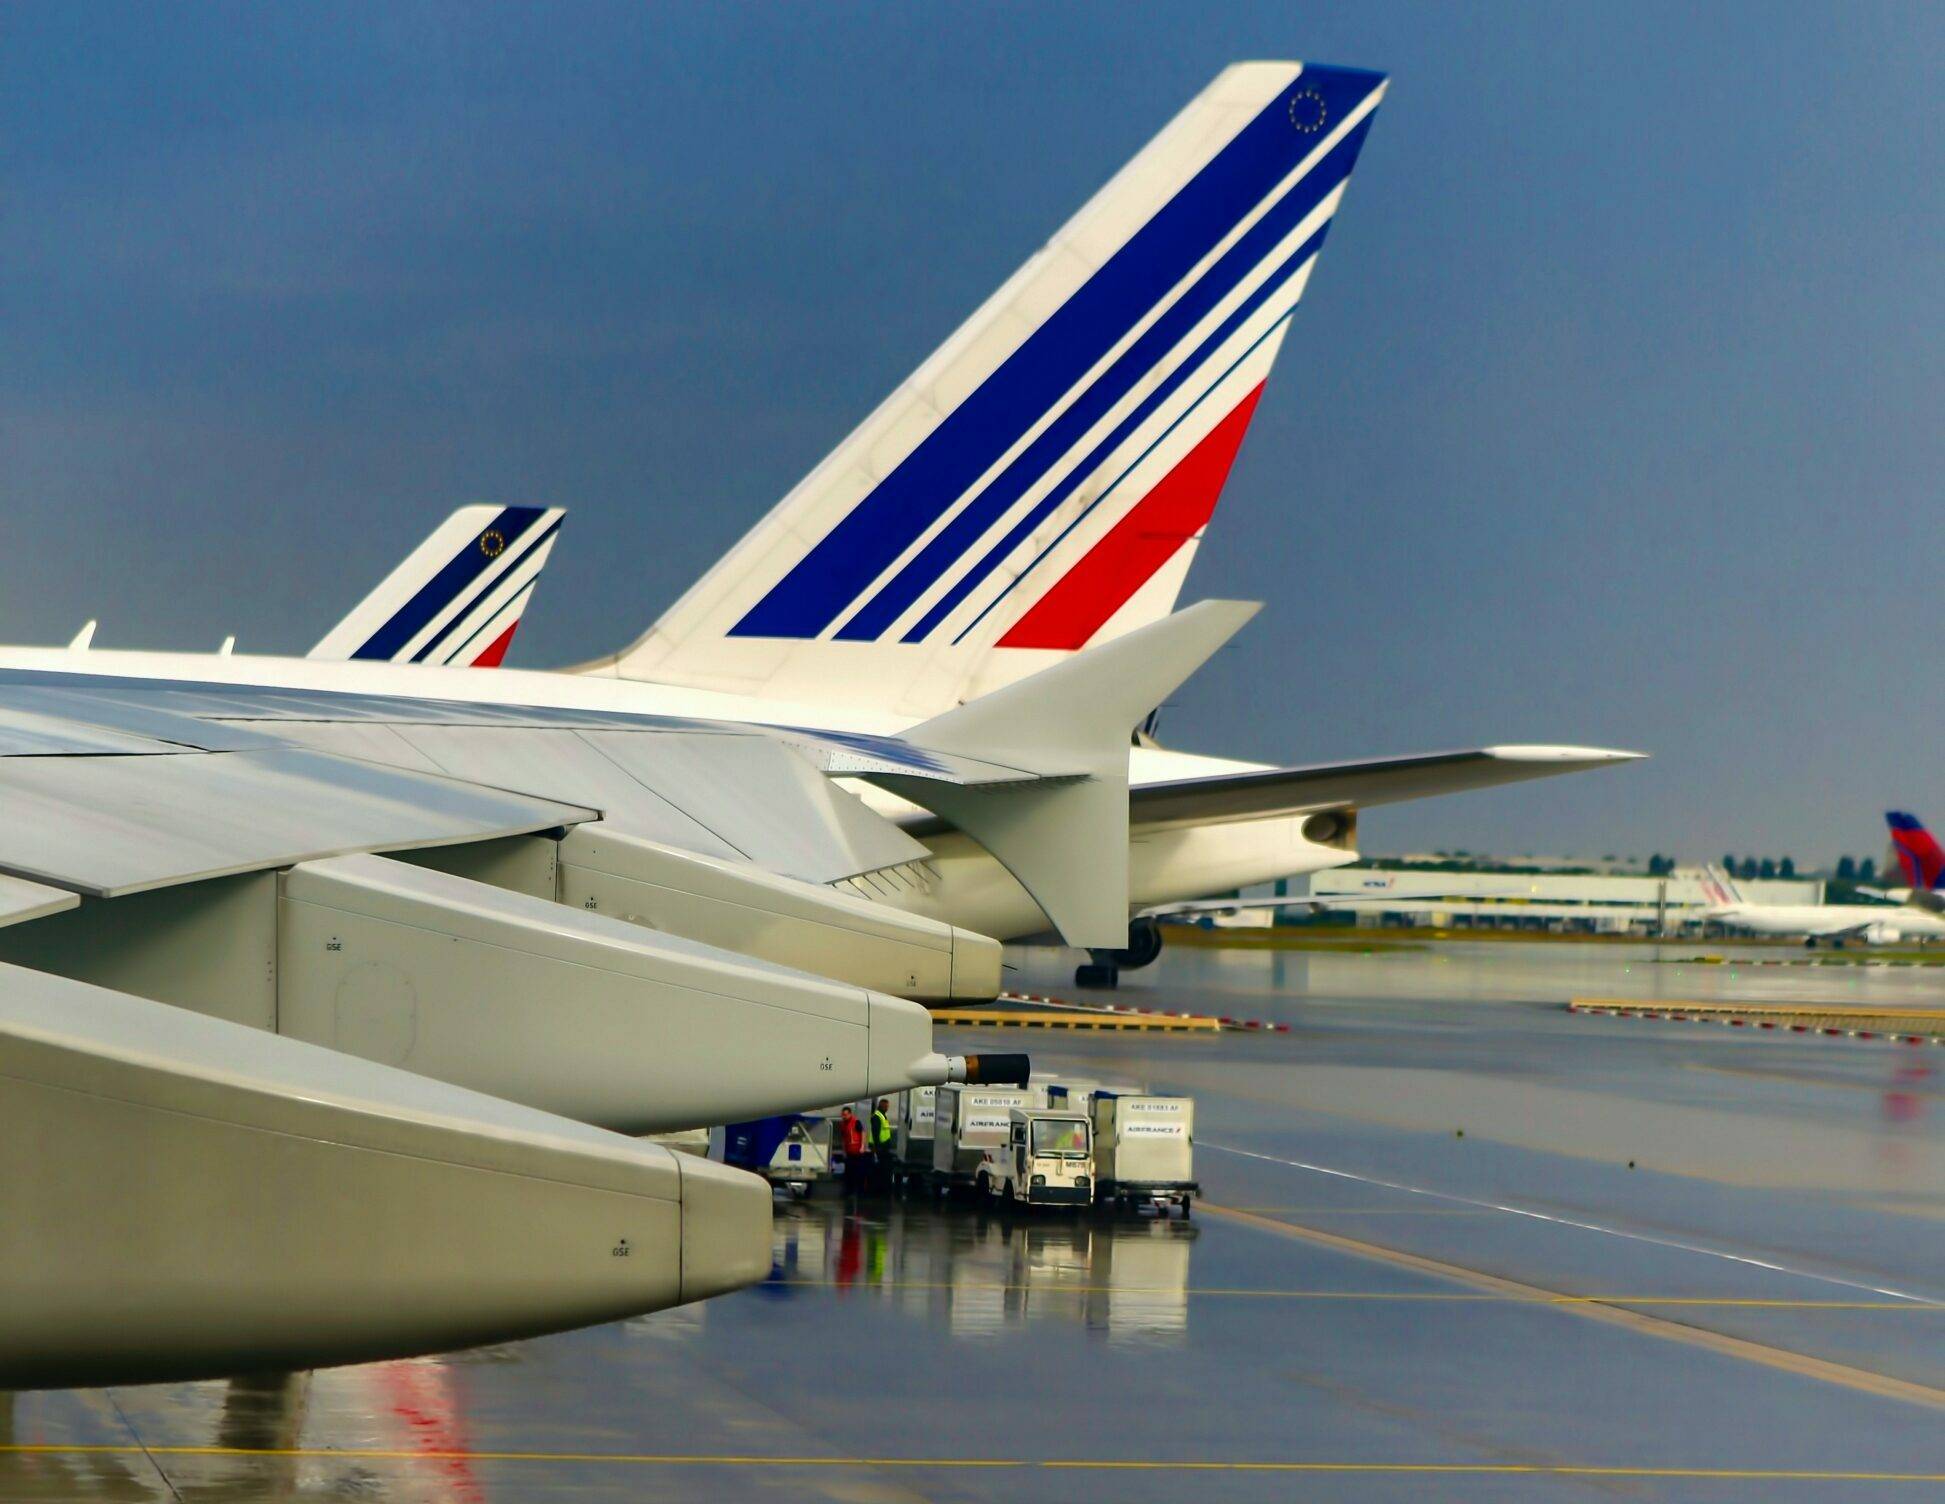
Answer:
(310, 504, 565, 667)
(1886, 811, 1945, 892)
(592, 63, 1386, 717)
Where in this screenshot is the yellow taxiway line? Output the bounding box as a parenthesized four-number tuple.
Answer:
(0, 1446, 1939, 1481)
(1200, 1202, 1945, 1412)
(774, 1278, 1937, 1308)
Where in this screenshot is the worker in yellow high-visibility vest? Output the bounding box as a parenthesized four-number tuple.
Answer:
(870, 1099, 894, 1191)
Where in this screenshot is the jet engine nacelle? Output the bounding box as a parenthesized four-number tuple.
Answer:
(552, 827, 1000, 1003)
(403, 828, 1002, 1004)
(278, 854, 958, 1133)
(0, 963, 771, 1389)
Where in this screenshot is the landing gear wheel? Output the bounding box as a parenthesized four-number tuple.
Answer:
(1076, 962, 1119, 989)
(1111, 917, 1164, 971)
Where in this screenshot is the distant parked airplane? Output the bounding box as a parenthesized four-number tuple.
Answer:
(1696, 860, 1945, 945)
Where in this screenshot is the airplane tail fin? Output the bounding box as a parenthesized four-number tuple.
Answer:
(1885, 811, 1945, 893)
(586, 62, 1386, 717)
(1697, 864, 1745, 907)
(310, 505, 564, 666)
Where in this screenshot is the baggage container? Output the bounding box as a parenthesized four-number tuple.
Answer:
(1091, 1093, 1197, 1214)
(893, 1085, 938, 1187)
(932, 1085, 1030, 1189)
(1036, 1076, 1142, 1112)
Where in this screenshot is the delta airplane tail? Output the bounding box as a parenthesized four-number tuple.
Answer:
(584, 62, 1387, 717)
(1886, 811, 1945, 894)
(310, 505, 565, 667)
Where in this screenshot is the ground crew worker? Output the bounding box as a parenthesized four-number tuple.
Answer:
(870, 1098, 895, 1191)
(837, 1105, 866, 1191)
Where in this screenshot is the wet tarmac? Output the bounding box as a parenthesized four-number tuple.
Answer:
(7, 941, 1943, 1500)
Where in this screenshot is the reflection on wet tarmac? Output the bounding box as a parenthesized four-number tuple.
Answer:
(767, 1198, 1198, 1345)
(1, 1361, 503, 1503)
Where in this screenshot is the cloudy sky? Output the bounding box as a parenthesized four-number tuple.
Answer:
(3, 2, 1939, 864)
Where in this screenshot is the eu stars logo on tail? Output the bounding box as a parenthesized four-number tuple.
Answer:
(310, 504, 565, 667)
(579, 61, 1388, 718)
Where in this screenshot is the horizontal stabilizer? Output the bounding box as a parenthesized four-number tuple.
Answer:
(878, 601, 1258, 947)
(907, 599, 1260, 773)
(1130, 745, 1646, 831)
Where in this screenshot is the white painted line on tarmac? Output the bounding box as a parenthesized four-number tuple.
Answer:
(1201, 1140, 1938, 1304)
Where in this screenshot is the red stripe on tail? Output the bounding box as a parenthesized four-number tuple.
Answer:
(998, 384, 1264, 650)
(469, 621, 519, 668)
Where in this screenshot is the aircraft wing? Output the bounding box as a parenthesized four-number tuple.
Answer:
(0, 692, 596, 897)
(1129, 745, 1645, 832)
(0, 672, 974, 886)
(1141, 889, 1513, 919)
(1805, 920, 1879, 941)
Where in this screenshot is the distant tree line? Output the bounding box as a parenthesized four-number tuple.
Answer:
(1834, 855, 1878, 882)
(1716, 855, 1798, 880)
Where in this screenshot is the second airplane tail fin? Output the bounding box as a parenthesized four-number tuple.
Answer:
(585, 61, 1387, 718)
(310, 505, 564, 667)
(1697, 864, 1746, 908)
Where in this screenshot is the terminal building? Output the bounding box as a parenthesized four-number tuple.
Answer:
(1226, 868, 1825, 936)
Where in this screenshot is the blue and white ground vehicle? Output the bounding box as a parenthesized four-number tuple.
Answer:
(720, 1114, 836, 1197)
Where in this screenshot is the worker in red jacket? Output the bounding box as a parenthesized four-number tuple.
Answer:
(836, 1105, 867, 1191)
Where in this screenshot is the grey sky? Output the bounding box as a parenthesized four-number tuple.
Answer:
(3, 2, 1939, 864)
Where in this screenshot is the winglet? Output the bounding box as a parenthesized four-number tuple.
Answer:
(878, 600, 1259, 948)
(68, 621, 97, 651)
